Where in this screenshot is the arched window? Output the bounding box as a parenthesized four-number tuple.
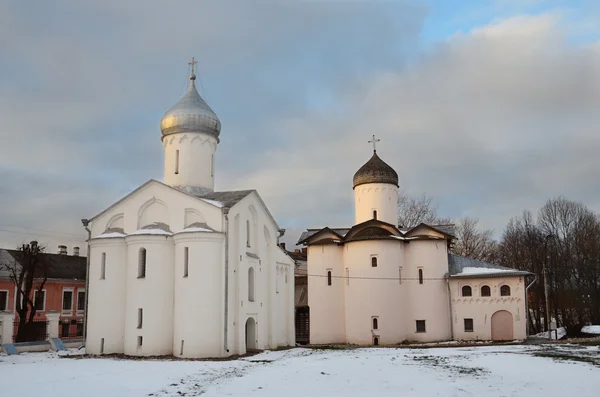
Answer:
(327, 270, 332, 286)
(481, 285, 491, 297)
(373, 210, 377, 220)
(248, 267, 255, 302)
(462, 286, 472, 297)
(500, 285, 511, 296)
(372, 317, 378, 330)
(371, 257, 378, 267)
(100, 252, 106, 280)
(138, 248, 146, 278)
(418, 269, 423, 284)
(174, 150, 180, 174)
(246, 220, 251, 247)
(373, 336, 379, 346)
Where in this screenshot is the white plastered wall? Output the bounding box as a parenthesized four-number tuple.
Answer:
(163, 133, 217, 191)
(450, 276, 527, 341)
(354, 183, 399, 225)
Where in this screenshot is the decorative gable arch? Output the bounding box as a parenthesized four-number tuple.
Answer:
(106, 213, 124, 231)
(184, 208, 206, 228)
(138, 197, 169, 229)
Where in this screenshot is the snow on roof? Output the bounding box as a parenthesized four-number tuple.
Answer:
(94, 232, 126, 239)
(199, 198, 225, 208)
(581, 325, 600, 335)
(179, 227, 214, 233)
(458, 267, 516, 275)
(128, 228, 173, 236)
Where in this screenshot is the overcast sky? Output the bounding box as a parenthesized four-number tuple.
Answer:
(1, 0, 599, 253)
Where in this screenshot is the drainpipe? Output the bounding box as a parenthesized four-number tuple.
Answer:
(81, 219, 92, 348)
(446, 276, 454, 340)
(223, 208, 230, 353)
(525, 274, 538, 338)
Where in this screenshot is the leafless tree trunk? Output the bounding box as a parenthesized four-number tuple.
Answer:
(0, 241, 47, 342)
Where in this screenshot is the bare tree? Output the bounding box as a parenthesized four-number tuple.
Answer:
(452, 217, 498, 263)
(397, 191, 452, 229)
(0, 241, 48, 342)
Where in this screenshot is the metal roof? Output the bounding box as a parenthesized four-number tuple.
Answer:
(353, 151, 398, 189)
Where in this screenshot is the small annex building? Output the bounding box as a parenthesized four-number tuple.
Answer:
(298, 143, 530, 345)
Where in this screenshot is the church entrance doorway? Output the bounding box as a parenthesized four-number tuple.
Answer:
(245, 317, 257, 351)
(491, 310, 514, 341)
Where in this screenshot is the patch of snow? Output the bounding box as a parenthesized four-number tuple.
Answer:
(2, 346, 599, 396)
(458, 267, 515, 275)
(128, 228, 173, 236)
(93, 232, 125, 239)
(581, 325, 600, 335)
(534, 327, 567, 340)
(201, 198, 225, 208)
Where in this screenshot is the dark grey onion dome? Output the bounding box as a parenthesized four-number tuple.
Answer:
(353, 151, 399, 188)
(160, 74, 221, 141)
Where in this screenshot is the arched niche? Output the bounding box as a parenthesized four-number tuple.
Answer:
(106, 213, 124, 231)
(184, 208, 206, 228)
(138, 197, 169, 229)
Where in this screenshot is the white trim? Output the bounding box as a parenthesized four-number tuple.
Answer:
(62, 287, 74, 313)
(0, 289, 8, 311)
(34, 289, 47, 312)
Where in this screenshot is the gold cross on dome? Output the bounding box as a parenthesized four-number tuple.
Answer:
(188, 57, 197, 74)
(368, 134, 381, 152)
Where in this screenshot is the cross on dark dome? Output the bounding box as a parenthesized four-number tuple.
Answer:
(368, 134, 381, 153)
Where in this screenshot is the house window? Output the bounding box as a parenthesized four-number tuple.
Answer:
(418, 269, 424, 284)
(464, 318, 474, 332)
(462, 286, 472, 297)
(248, 267, 255, 302)
(500, 285, 511, 296)
(137, 308, 143, 329)
(77, 290, 86, 312)
(0, 290, 8, 311)
(175, 149, 180, 174)
(372, 317, 379, 330)
(34, 290, 46, 311)
(373, 210, 377, 220)
(100, 252, 106, 279)
(371, 256, 378, 267)
(138, 248, 146, 278)
(246, 220, 251, 247)
(373, 336, 379, 346)
(100, 338, 105, 354)
(62, 290, 73, 311)
(481, 285, 491, 297)
(137, 336, 143, 348)
(183, 247, 189, 278)
(327, 270, 332, 286)
(416, 320, 426, 333)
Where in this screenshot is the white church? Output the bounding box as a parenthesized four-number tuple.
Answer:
(85, 60, 295, 358)
(299, 141, 531, 345)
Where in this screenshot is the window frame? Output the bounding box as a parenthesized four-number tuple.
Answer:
(0, 290, 8, 311)
(62, 288, 74, 312)
(327, 269, 332, 286)
(418, 268, 424, 284)
(183, 247, 189, 278)
(248, 267, 255, 302)
(137, 308, 143, 329)
(76, 289, 86, 314)
(481, 285, 491, 297)
(416, 320, 426, 333)
(100, 252, 106, 280)
(138, 248, 147, 279)
(464, 318, 474, 332)
(500, 285, 511, 296)
(33, 289, 46, 312)
(461, 285, 472, 297)
(174, 149, 180, 174)
(372, 316, 379, 330)
(371, 255, 378, 268)
(373, 210, 377, 220)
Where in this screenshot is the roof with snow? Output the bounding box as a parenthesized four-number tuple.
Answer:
(448, 254, 530, 278)
(196, 190, 254, 208)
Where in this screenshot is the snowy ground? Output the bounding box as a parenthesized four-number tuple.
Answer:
(1, 344, 599, 396)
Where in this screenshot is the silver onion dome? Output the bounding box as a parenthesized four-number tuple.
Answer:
(160, 73, 221, 140)
(353, 151, 399, 189)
